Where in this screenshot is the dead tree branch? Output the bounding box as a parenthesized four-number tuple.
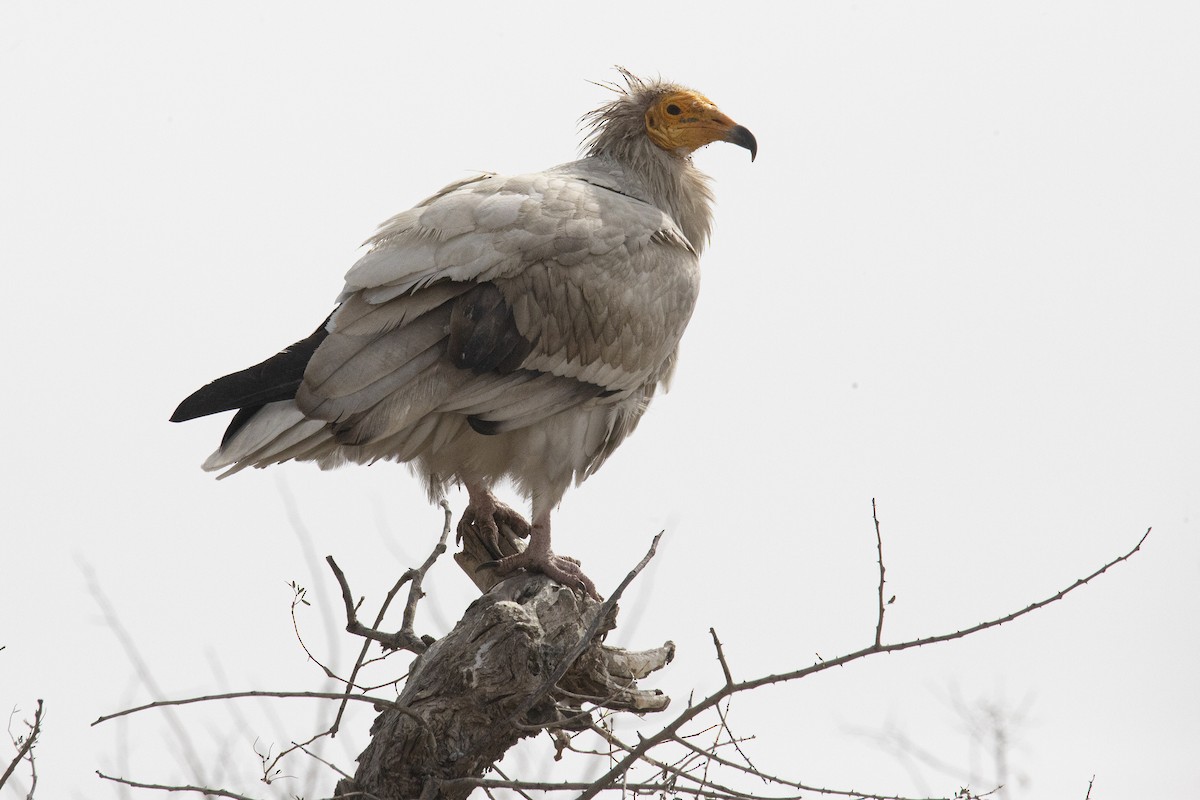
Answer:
(572, 526, 1150, 800)
(96, 771, 261, 800)
(92, 499, 1148, 800)
(334, 532, 673, 800)
(873, 497, 888, 647)
(0, 698, 43, 793)
(91, 690, 421, 726)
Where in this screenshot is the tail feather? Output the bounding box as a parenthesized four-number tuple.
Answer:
(170, 321, 330, 424)
(202, 400, 326, 475)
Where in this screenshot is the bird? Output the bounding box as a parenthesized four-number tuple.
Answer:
(171, 69, 756, 599)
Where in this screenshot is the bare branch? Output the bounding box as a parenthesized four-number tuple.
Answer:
(447, 777, 994, 800)
(327, 558, 424, 654)
(712, 699, 760, 779)
(291, 738, 353, 780)
(329, 501, 453, 733)
(259, 729, 334, 786)
(873, 498, 887, 647)
(0, 699, 42, 792)
(327, 503, 452, 654)
(91, 690, 422, 727)
(709, 628, 734, 687)
(593, 720, 972, 800)
(96, 771, 261, 800)
(288, 580, 347, 685)
(491, 765, 538, 800)
(401, 499, 454, 635)
(573, 528, 1150, 800)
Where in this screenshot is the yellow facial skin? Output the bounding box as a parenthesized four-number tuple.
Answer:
(643, 90, 754, 159)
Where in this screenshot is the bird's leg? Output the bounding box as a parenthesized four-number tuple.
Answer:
(457, 481, 531, 558)
(486, 510, 601, 601)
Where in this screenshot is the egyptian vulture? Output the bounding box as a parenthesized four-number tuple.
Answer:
(171, 71, 756, 598)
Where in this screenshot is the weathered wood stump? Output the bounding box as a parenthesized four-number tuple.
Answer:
(333, 521, 674, 800)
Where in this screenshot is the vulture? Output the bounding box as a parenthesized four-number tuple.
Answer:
(171, 70, 756, 598)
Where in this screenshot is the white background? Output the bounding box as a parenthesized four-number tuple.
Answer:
(2, 2, 1197, 798)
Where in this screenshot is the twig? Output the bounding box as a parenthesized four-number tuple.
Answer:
(288, 581, 350, 685)
(1084, 775, 1095, 800)
(713, 699, 760, 777)
(96, 771, 260, 799)
(595, 720, 961, 800)
(446, 776, 986, 800)
(710, 628, 734, 687)
(329, 501, 453, 733)
(0, 699, 42, 791)
(259, 730, 333, 785)
(91, 690, 421, 727)
(668, 731, 966, 800)
(327, 559, 425, 654)
(586, 722, 760, 799)
(401, 500, 454, 635)
(491, 764, 538, 800)
(573, 528, 1150, 800)
(873, 498, 887, 648)
(290, 738, 353, 780)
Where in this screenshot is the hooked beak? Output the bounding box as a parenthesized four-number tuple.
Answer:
(725, 124, 758, 162)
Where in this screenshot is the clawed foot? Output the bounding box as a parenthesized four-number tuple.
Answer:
(456, 492, 531, 558)
(457, 484, 599, 600)
(479, 546, 601, 601)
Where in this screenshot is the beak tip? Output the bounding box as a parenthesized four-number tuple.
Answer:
(727, 124, 758, 163)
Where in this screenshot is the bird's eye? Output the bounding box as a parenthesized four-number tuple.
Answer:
(666, 104, 682, 116)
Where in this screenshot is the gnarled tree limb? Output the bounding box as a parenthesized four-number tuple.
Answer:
(334, 530, 673, 800)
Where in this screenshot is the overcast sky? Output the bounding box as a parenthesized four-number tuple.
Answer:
(2, 2, 1197, 799)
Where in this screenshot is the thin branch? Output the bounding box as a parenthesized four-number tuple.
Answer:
(446, 777, 990, 800)
(91, 690, 420, 727)
(327, 559, 424, 654)
(260, 729, 333, 785)
(0, 699, 42, 791)
(668, 731, 965, 800)
(326, 503, 450, 655)
(586, 722, 763, 800)
(709, 628, 734, 687)
(573, 528, 1150, 800)
(96, 771, 260, 800)
(329, 501, 452, 733)
(401, 500, 454, 635)
(873, 498, 887, 647)
(713, 699, 760, 778)
(491, 764, 539, 800)
(287, 581, 348, 685)
(594, 720, 964, 800)
(291, 738, 353, 780)
(444, 777, 775, 797)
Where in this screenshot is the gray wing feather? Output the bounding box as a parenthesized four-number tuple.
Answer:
(212, 161, 700, 474)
